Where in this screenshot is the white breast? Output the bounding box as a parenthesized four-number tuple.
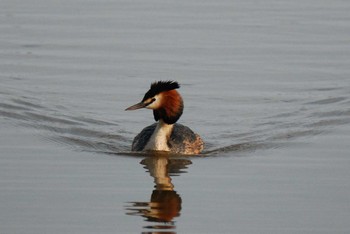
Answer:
(144, 120, 173, 152)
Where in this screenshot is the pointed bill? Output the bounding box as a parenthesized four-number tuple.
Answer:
(125, 102, 147, 111)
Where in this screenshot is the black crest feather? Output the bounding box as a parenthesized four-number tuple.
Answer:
(142, 81, 180, 101)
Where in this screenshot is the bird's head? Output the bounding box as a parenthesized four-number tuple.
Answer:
(125, 81, 184, 124)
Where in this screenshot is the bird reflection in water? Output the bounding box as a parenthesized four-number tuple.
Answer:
(125, 154, 192, 233)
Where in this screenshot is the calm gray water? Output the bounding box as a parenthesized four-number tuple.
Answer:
(1, 0, 350, 233)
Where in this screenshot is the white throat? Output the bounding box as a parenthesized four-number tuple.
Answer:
(144, 120, 174, 152)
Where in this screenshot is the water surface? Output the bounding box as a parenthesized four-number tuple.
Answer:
(1, 0, 350, 233)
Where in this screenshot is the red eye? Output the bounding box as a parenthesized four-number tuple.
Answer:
(145, 98, 156, 106)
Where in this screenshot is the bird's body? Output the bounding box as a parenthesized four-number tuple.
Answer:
(132, 121, 203, 154)
(125, 81, 203, 155)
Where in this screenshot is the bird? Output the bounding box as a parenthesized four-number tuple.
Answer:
(125, 81, 203, 155)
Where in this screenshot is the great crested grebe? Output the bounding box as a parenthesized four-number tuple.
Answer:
(125, 81, 203, 155)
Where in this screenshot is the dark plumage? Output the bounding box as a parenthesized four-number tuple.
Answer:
(132, 123, 203, 154)
(142, 81, 180, 102)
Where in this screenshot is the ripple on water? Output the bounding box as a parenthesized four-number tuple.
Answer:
(1, 83, 350, 157)
(0, 94, 129, 153)
(305, 97, 347, 105)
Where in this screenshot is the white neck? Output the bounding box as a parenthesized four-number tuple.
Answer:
(144, 120, 174, 152)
